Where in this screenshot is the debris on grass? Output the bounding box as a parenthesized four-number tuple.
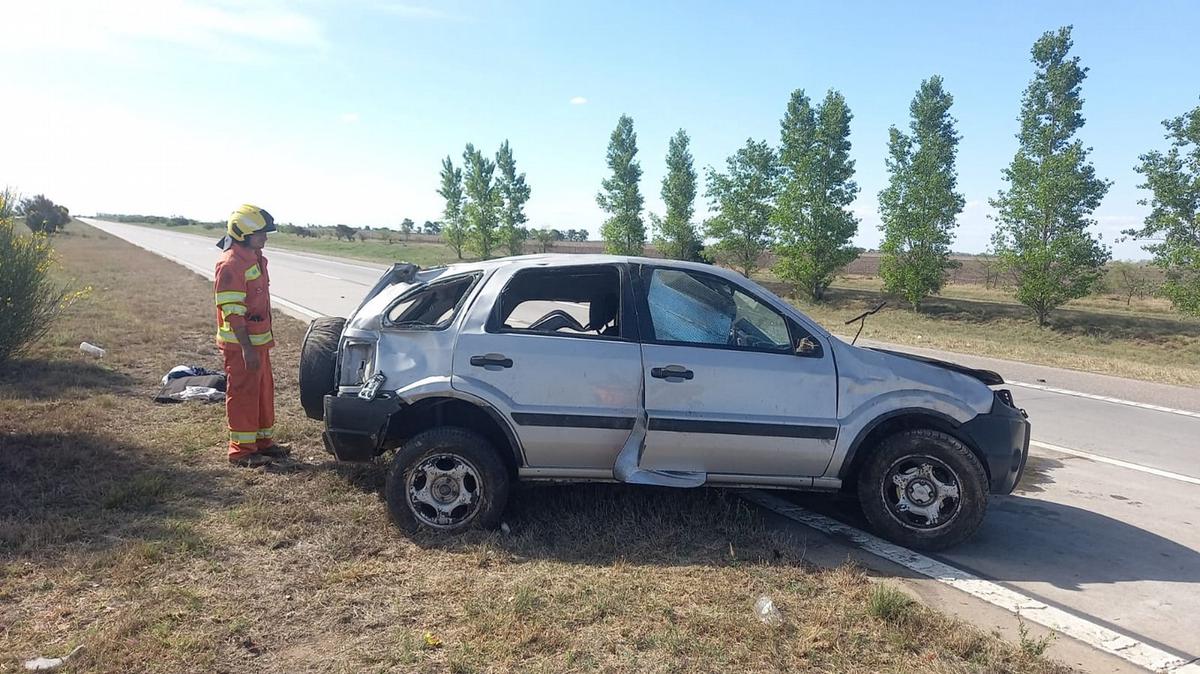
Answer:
(753, 595, 783, 627)
(23, 645, 84, 671)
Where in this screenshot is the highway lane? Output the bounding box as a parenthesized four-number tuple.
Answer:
(84, 218, 1200, 663)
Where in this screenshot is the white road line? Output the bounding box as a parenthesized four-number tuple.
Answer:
(312, 272, 343, 280)
(90, 224, 327, 322)
(1010, 380, 1200, 419)
(272, 296, 324, 321)
(1031, 440, 1200, 486)
(742, 490, 1200, 673)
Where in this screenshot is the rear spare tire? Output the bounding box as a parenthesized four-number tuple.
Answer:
(299, 316, 346, 420)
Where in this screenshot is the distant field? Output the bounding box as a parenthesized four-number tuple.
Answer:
(778, 278, 1200, 387)
(107, 219, 1200, 386)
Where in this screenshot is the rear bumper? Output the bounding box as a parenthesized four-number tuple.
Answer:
(322, 393, 403, 462)
(960, 391, 1030, 494)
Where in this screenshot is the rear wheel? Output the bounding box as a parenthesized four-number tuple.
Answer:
(857, 429, 988, 551)
(385, 427, 510, 535)
(299, 316, 345, 420)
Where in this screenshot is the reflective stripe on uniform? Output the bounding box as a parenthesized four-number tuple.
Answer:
(221, 303, 247, 316)
(245, 265, 262, 281)
(217, 328, 274, 345)
(215, 290, 247, 306)
(256, 427, 274, 439)
(230, 430, 258, 444)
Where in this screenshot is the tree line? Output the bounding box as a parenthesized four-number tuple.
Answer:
(570, 25, 1198, 323)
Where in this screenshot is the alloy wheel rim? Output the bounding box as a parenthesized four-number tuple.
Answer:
(881, 454, 963, 530)
(407, 453, 483, 529)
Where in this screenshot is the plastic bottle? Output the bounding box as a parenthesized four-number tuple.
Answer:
(79, 342, 106, 357)
(754, 595, 783, 626)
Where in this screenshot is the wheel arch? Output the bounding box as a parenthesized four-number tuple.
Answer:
(838, 409, 991, 490)
(386, 395, 523, 475)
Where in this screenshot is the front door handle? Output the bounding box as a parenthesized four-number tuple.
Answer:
(470, 353, 513, 369)
(651, 365, 693, 381)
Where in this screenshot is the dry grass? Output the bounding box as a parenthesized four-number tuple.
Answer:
(0, 221, 1069, 672)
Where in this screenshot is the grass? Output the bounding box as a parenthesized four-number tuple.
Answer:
(777, 276, 1200, 387)
(113, 218, 1200, 386)
(868, 584, 915, 622)
(0, 219, 1069, 672)
(1018, 616, 1056, 658)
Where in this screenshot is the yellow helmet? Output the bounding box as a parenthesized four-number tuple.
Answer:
(218, 204, 276, 249)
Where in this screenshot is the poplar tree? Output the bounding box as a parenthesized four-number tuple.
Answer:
(878, 76, 965, 310)
(597, 115, 646, 255)
(654, 129, 701, 260)
(496, 140, 531, 256)
(990, 26, 1110, 325)
(437, 156, 467, 259)
(773, 89, 860, 300)
(462, 143, 500, 259)
(1127, 100, 1200, 315)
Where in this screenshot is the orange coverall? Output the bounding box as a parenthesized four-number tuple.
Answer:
(214, 244, 276, 459)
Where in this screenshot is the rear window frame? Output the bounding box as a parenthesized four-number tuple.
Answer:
(485, 264, 635, 342)
(381, 272, 482, 331)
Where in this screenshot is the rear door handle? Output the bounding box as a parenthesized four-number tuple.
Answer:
(470, 353, 513, 369)
(651, 365, 693, 381)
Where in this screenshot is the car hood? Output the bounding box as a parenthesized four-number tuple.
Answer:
(828, 338, 997, 420)
(866, 348, 1004, 386)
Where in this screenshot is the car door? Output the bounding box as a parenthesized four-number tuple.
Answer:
(451, 263, 643, 472)
(635, 266, 838, 480)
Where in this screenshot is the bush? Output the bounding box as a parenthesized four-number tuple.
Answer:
(21, 194, 70, 235)
(0, 191, 78, 364)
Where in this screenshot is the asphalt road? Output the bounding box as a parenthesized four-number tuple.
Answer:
(84, 219, 1200, 665)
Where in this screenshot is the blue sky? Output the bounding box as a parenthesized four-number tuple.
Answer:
(4, 0, 1199, 259)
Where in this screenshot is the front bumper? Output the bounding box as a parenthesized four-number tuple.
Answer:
(960, 390, 1030, 494)
(322, 393, 403, 462)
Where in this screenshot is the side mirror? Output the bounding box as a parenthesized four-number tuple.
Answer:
(794, 336, 821, 356)
(788, 319, 823, 357)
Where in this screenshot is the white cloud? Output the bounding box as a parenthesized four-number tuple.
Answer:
(569, 96, 588, 105)
(340, 112, 361, 124)
(374, 2, 452, 19)
(0, 0, 328, 59)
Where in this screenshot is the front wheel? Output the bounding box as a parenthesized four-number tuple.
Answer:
(857, 429, 988, 551)
(385, 427, 510, 535)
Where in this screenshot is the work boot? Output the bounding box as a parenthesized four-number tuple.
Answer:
(257, 444, 292, 459)
(229, 453, 274, 468)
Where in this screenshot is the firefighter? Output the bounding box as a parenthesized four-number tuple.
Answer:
(214, 204, 289, 467)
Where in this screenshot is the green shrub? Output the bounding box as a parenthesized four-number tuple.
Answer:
(868, 583, 914, 622)
(19, 194, 70, 235)
(0, 190, 78, 363)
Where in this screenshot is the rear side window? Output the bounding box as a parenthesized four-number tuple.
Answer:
(385, 274, 478, 329)
(491, 265, 624, 339)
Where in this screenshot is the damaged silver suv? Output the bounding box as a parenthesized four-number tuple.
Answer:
(299, 255, 1029, 550)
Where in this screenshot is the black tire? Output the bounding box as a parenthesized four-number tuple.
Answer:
(299, 316, 346, 420)
(385, 427, 510, 535)
(857, 429, 988, 551)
